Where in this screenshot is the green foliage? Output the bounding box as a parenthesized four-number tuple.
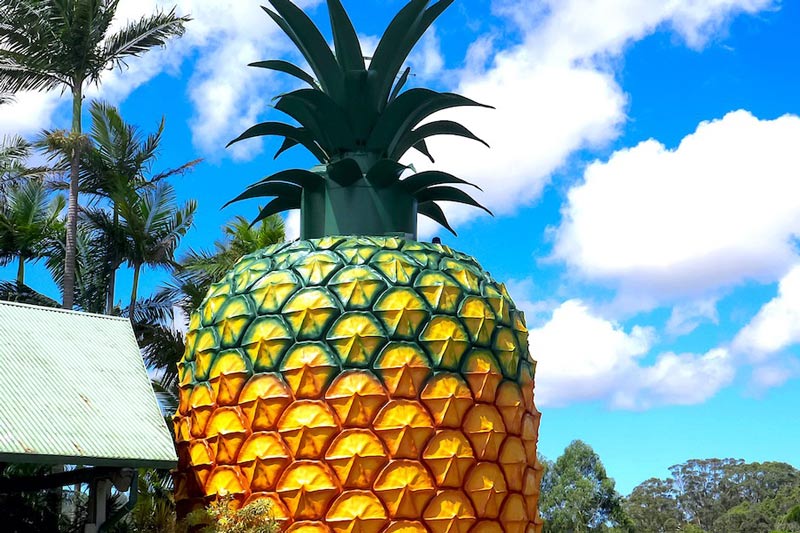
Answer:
(0, 0, 190, 308)
(624, 478, 683, 533)
(0, 135, 49, 193)
(540, 441, 633, 532)
(230, 0, 491, 235)
(625, 459, 800, 533)
(123, 469, 180, 533)
(177, 215, 286, 299)
(0, 178, 65, 284)
(185, 494, 279, 533)
(135, 215, 285, 415)
(117, 181, 196, 316)
(0, 0, 189, 94)
(787, 504, 800, 525)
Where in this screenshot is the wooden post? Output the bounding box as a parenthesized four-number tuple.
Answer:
(84, 478, 112, 533)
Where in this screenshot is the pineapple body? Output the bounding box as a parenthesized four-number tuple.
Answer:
(174, 236, 542, 532)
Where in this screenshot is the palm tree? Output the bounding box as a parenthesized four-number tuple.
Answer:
(0, 178, 65, 285)
(177, 214, 286, 298)
(1, 135, 48, 194)
(117, 181, 195, 318)
(0, 0, 189, 309)
(80, 100, 200, 312)
(46, 212, 117, 313)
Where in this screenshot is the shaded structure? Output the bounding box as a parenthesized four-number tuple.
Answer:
(0, 301, 177, 532)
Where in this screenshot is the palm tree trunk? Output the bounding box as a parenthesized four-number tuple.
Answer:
(107, 267, 117, 314)
(63, 86, 82, 309)
(106, 205, 119, 314)
(16, 258, 24, 286)
(129, 262, 141, 321)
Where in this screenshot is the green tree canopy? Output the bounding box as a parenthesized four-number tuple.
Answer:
(0, 0, 189, 308)
(625, 459, 800, 533)
(0, 178, 65, 284)
(540, 440, 632, 532)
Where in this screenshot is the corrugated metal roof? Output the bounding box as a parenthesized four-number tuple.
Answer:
(0, 301, 177, 468)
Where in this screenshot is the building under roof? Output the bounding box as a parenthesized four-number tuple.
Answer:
(0, 301, 177, 532)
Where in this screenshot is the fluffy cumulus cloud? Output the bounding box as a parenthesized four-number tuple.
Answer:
(666, 298, 719, 336)
(0, 91, 64, 137)
(0, 0, 774, 174)
(529, 299, 735, 408)
(733, 265, 800, 361)
(406, 0, 774, 228)
(110, 0, 323, 157)
(554, 111, 800, 307)
(0, 0, 322, 154)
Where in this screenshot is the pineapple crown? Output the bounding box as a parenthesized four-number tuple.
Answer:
(226, 0, 493, 239)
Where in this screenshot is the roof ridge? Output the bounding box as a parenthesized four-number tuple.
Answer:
(0, 300, 128, 322)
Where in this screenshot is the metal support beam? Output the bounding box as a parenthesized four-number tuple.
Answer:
(0, 466, 117, 493)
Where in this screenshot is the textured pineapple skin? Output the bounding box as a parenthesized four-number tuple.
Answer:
(173, 236, 543, 533)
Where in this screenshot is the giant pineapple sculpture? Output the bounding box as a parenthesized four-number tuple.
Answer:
(173, 1, 543, 531)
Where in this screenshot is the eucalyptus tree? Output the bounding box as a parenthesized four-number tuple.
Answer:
(540, 441, 633, 532)
(0, 178, 65, 285)
(0, 0, 189, 309)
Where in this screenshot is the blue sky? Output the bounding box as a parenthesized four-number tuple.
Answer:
(2, 0, 799, 493)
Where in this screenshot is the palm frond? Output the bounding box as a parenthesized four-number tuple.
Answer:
(98, 9, 189, 78)
(0, 280, 60, 307)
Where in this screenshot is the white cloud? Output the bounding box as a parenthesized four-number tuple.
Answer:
(0, 0, 772, 174)
(504, 277, 559, 327)
(554, 111, 800, 306)
(507, 0, 771, 59)
(0, 0, 322, 154)
(733, 264, 800, 360)
(624, 348, 735, 409)
(0, 91, 64, 137)
(284, 210, 301, 241)
(666, 298, 719, 336)
(403, 0, 773, 230)
(530, 299, 734, 408)
(112, 0, 323, 157)
(748, 360, 800, 393)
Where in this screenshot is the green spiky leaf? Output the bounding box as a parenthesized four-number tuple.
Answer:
(252, 169, 325, 190)
(326, 158, 363, 186)
(412, 139, 434, 163)
(369, 89, 491, 154)
(368, 0, 431, 108)
(249, 60, 319, 89)
(226, 121, 327, 162)
(262, 2, 343, 98)
(402, 170, 481, 194)
(418, 201, 457, 236)
(225, 174, 307, 207)
(414, 185, 491, 215)
(366, 159, 408, 187)
(274, 137, 300, 159)
(392, 120, 489, 160)
(327, 0, 365, 71)
(252, 193, 301, 225)
(389, 66, 412, 103)
(275, 89, 354, 152)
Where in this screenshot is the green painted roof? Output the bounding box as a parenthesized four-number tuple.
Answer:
(0, 301, 177, 468)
